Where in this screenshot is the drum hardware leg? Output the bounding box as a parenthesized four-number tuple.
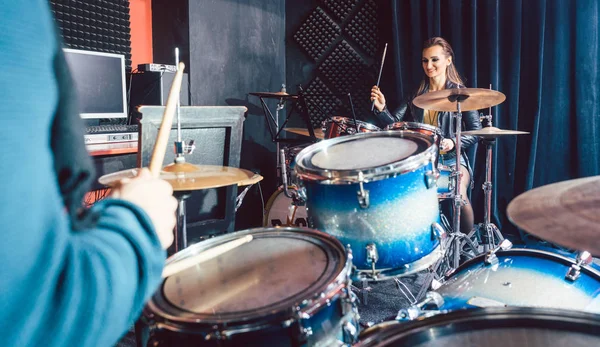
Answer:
(393, 278, 417, 305)
(566, 251, 592, 281)
(365, 243, 379, 280)
(235, 183, 254, 212)
(350, 280, 372, 305)
(484, 239, 513, 265)
(396, 292, 444, 321)
(435, 229, 480, 277)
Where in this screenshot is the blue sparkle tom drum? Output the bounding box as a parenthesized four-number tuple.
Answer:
(435, 248, 600, 313)
(294, 131, 445, 280)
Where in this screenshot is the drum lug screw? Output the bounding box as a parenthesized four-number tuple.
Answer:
(566, 251, 592, 282)
(431, 223, 446, 242)
(425, 170, 440, 189)
(356, 172, 370, 209)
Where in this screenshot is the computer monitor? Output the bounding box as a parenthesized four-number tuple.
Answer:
(63, 48, 127, 119)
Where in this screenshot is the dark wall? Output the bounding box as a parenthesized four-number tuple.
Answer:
(285, 0, 396, 129)
(152, 0, 286, 230)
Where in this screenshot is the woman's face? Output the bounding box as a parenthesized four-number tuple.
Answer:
(422, 45, 452, 79)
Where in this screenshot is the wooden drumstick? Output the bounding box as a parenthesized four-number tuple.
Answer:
(371, 43, 388, 112)
(148, 62, 186, 177)
(161, 235, 253, 278)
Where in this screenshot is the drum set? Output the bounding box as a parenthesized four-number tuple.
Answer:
(100, 78, 600, 346)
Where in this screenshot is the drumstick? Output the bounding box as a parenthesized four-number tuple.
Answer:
(148, 62, 186, 177)
(161, 235, 253, 278)
(371, 43, 388, 112)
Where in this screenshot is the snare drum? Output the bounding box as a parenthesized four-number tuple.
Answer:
(435, 248, 600, 313)
(294, 131, 444, 280)
(263, 187, 309, 227)
(385, 122, 443, 166)
(138, 227, 359, 346)
(322, 116, 381, 139)
(356, 307, 600, 347)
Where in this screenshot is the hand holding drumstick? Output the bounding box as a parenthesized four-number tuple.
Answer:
(109, 62, 186, 250)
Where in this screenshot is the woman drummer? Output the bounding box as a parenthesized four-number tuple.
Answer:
(371, 37, 482, 234)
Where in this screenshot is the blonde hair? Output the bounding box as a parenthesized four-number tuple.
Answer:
(417, 37, 464, 95)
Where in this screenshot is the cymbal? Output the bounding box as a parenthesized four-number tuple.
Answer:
(249, 91, 298, 99)
(284, 127, 325, 139)
(506, 176, 600, 254)
(413, 88, 506, 112)
(98, 163, 263, 191)
(462, 126, 530, 138)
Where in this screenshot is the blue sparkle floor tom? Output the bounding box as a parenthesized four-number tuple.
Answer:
(294, 131, 444, 280)
(435, 248, 600, 313)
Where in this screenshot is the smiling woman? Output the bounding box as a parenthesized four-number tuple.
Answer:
(369, 37, 482, 235)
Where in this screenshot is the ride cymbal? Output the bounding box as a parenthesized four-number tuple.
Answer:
(413, 88, 506, 112)
(462, 127, 529, 139)
(507, 176, 600, 255)
(249, 91, 298, 99)
(99, 163, 263, 191)
(284, 127, 325, 139)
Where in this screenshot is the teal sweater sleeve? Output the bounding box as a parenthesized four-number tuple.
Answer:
(0, 1, 166, 346)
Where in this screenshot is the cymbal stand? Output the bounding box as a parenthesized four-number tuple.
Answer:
(173, 191, 191, 254)
(173, 48, 196, 164)
(476, 112, 504, 252)
(439, 94, 478, 270)
(171, 48, 195, 253)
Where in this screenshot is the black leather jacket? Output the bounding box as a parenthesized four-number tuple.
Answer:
(374, 81, 482, 162)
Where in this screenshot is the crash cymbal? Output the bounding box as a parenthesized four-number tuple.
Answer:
(462, 126, 530, 138)
(413, 88, 506, 112)
(507, 175, 600, 254)
(284, 127, 325, 139)
(98, 164, 263, 191)
(249, 91, 298, 99)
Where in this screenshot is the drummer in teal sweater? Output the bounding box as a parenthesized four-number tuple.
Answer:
(0, 1, 178, 346)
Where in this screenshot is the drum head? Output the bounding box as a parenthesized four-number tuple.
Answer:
(263, 188, 308, 227)
(150, 228, 347, 324)
(295, 131, 435, 182)
(357, 307, 600, 347)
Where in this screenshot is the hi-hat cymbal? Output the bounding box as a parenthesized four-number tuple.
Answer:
(507, 176, 600, 255)
(462, 126, 530, 138)
(413, 88, 506, 112)
(99, 163, 263, 191)
(284, 127, 325, 139)
(249, 91, 298, 99)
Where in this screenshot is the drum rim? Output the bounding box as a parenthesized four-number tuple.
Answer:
(356, 307, 600, 346)
(324, 116, 382, 132)
(146, 227, 352, 330)
(444, 247, 600, 280)
(384, 121, 442, 135)
(294, 131, 437, 184)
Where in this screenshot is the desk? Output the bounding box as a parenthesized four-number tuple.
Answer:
(87, 141, 138, 157)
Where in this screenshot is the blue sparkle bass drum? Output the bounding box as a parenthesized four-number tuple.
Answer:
(294, 131, 445, 280)
(434, 248, 600, 313)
